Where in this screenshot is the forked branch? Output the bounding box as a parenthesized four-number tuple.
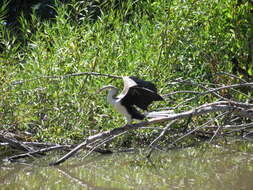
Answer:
(49, 100, 253, 166)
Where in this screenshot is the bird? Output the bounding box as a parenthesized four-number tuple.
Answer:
(99, 76, 172, 125)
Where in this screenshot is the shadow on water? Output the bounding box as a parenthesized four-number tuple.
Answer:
(1, 140, 253, 190)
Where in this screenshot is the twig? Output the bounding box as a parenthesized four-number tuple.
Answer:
(22, 141, 72, 148)
(3, 100, 251, 164)
(243, 131, 253, 138)
(169, 111, 231, 146)
(0, 135, 34, 152)
(3, 140, 111, 162)
(217, 72, 251, 84)
(171, 81, 253, 109)
(224, 122, 253, 129)
(11, 72, 121, 85)
(7, 145, 71, 161)
(81, 131, 127, 161)
(165, 90, 200, 96)
(50, 100, 253, 166)
(206, 122, 253, 130)
(0, 143, 9, 146)
(147, 120, 178, 158)
(208, 124, 223, 143)
(49, 125, 134, 166)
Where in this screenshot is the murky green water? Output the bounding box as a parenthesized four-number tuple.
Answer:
(1, 141, 253, 190)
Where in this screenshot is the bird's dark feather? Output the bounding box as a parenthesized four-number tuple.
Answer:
(129, 76, 157, 92)
(124, 104, 145, 120)
(121, 86, 163, 110)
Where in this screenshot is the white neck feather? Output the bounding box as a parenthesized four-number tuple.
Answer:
(107, 88, 118, 105)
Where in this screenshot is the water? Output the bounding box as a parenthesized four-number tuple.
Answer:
(1, 141, 253, 190)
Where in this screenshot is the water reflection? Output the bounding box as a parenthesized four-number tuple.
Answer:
(1, 141, 253, 190)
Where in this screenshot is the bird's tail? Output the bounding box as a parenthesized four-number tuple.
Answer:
(145, 110, 174, 119)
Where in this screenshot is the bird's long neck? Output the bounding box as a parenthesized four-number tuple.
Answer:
(107, 88, 118, 105)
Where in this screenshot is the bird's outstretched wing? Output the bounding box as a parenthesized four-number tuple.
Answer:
(119, 76, 164, 110)
(118, 76, 158, 98)
(128, 76, 158, 92)
(121, 87, 163, 110)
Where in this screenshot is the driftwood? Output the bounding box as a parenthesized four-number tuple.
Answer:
(1, 73, 253, 165)
(1, 139, 112, 162)
(49, 100, 253, 166)
(1, 100, 253, 165)
(11, 72, 121, 85)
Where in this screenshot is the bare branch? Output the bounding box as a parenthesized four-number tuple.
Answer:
(11, 72, 121, 85)
(0, 134, 34, 152)
(217, 72, 251, 84)
(2, 99, 252, 165)
(147, 119, 178, 158)
(169, 111, 228, 146)
(165, 91, 200, 96)
(209, 124, 223, 143)
(50, 100, 253, 166)
(6, 145, 71, 161)
(149, 120, 178, 148)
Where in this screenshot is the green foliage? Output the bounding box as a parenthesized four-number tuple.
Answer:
(0, 0, 252, 144)
(0, 0, 9, 22)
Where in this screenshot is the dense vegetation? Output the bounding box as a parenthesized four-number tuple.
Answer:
(0, 0, 252, 146)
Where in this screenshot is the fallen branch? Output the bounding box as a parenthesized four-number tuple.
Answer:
(0, 134, 35, 152)
(3, 142, 112, 162)
(172, 82, 253, 109)
(2, 100, 252, 165)
(12, 72, 121, 85)
(50, 100, 253, 166)
(168, 111, 228, 146)
(206, 122, 253, 130)
(6, 145, 71, 161)
(147, 119, 178, 158)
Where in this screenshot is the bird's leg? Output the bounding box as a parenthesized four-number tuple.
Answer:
(125, 124, 133, 127)
(125, 117, 133, 127)
(125, 122, 133, 127)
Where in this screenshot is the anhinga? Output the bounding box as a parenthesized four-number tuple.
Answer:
(99, 76, 171, 125)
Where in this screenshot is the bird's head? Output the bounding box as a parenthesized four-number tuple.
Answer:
(98, 85, 118, 93)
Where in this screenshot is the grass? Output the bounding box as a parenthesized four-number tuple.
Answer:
(0, 0, 252, 144)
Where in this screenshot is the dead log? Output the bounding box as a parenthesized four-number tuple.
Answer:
(49, 100, 253, 166)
